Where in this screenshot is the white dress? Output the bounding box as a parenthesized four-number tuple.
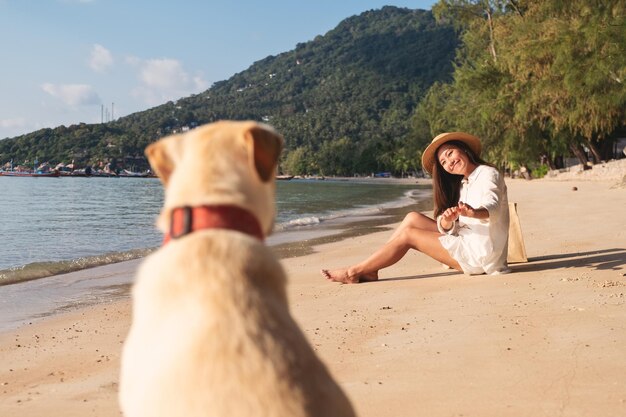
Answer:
(437, 165, 510, 275)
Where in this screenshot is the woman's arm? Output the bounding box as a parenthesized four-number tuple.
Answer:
(461, 166, 504, 221)
(438, 207, 460, 232)
(457, 201, 489, 219)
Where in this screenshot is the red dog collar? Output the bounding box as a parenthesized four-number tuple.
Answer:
(163, 205, 264, 245)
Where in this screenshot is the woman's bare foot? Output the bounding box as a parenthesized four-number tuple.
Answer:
(321, 268, 379, 284)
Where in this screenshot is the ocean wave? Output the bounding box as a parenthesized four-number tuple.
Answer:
(0, 248, 155, 287)
(283, 216, 321, 227)
(1, 187, 431, 285)
(276, 188, 428, 231)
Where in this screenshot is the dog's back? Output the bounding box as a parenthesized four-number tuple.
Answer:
(119, 121, 356, 417)
(121, 230, 355, 417)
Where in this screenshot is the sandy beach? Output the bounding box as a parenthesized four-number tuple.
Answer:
(1, 164, 625, 417)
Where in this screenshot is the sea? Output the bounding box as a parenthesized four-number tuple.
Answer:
(0, 176, 433, 331)
(0, 176, 431, 286)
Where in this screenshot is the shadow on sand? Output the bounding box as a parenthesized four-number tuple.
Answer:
(371, 248, 625, 283)
(512, 248, 626, 273)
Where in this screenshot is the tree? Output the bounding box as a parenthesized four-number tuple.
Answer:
(420, 0, 626, 171)
(433, 0, 522, 64)
(316, 137, 357, 176)
(501, 0, 626, 162)
(0, 7, 459, 176)
(281, 146, 311, 175)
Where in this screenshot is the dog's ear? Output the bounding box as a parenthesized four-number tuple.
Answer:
(145, 135, 182, 186)
(244, 124, 284, 182)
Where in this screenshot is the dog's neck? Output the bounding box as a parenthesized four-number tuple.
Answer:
(163, 205, 264, 245)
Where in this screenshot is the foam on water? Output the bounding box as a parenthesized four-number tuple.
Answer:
(0, 178, 430, 286)
(276, 188, 428, 231)
(0, 248, 154, 286)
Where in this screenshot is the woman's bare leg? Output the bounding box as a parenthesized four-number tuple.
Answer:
(386, 211, 437, 243)
(321, 224, 461, 284)
(351, 212, 437, 281)
(321, 212, 440, 283)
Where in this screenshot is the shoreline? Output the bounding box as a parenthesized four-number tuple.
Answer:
(1, 169, 625, 416)
(0, 191, 431, 333)
(0, 176, 426, 286)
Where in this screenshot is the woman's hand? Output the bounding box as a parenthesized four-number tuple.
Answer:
(440, 202, 490, 231)
(457, 201, 489, 219)
(457, 201, 476, 217)
(440, 206, 459, 231)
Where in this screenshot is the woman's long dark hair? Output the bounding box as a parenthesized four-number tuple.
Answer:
(432, 140, 493, 217)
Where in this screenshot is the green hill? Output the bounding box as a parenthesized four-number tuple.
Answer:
(0, 6, 458, 176)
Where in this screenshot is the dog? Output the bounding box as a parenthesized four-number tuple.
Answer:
(119, 121, 356, 417)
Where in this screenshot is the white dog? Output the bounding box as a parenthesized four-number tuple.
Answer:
(119, 121, 356, 417)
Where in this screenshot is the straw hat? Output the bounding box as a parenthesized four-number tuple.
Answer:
(421, 132, 482, 175)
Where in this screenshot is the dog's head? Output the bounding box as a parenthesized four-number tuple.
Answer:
(145, 120, 284, 238)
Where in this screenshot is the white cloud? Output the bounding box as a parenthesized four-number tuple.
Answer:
(0, 118, 30, 139)
(89, 44, 113, 72)
(131, 58, 208, 105)
(41, 83, 101, 106)
(0, 118, 26, 129)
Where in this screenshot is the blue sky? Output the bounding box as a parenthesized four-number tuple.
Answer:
(0, 0, 436, 139)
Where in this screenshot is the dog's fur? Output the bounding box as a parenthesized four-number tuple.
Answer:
(119, 121, 356, 417)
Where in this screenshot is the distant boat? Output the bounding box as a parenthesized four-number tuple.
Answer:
(69, 168, 92, 177)
(0, 171, 60, 178)
(276, 175, 294, 180)
(91, 171, 118, 177)
(118, 169, 155, 178)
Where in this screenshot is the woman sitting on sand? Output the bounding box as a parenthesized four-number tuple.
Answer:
(322, 132, 510, 283)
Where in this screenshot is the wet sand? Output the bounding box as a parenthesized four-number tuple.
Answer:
(1, 172, 625, 417)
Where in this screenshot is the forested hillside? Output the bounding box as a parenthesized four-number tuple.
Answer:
(413, 0, 626, 173)
(0, 7, 458, 176)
